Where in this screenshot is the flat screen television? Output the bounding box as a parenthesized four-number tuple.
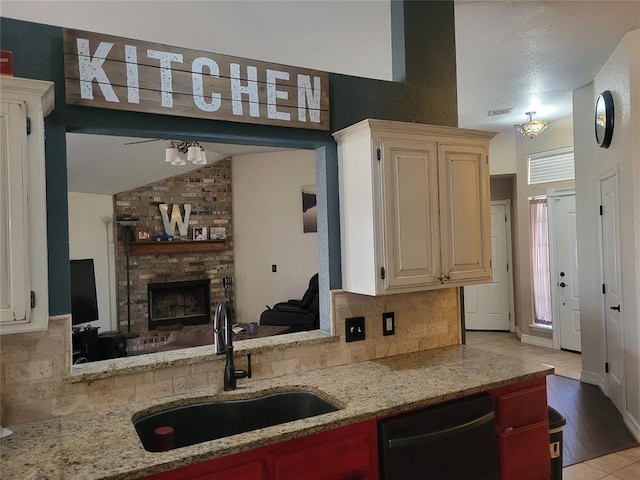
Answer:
(70, 259, 99, 325)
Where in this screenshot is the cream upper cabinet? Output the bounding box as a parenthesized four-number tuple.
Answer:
(334, 119, 495, 296)
(438, 143, 492, 283)
(0, 77, 54, 334)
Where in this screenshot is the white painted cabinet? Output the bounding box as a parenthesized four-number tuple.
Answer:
(0, 77, 54, 333)
(334, 119, 495, 296)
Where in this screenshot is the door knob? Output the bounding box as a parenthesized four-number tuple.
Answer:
(610, 305, 621, 312)
(558, 282, 567, 288)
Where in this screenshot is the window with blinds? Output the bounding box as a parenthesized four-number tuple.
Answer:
(528, 147, 574, 185)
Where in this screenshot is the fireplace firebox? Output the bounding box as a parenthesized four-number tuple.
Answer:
(147, 280, 211, 330)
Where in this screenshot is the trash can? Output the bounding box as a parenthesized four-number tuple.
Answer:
(549, 406, 566, 480)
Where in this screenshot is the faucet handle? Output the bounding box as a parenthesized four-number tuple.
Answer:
(234, 352, 252, 379)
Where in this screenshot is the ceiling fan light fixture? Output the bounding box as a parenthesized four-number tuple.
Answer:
(192, 147, 208, 165)
(186, 143, 202, 163)
(514, 111, 549, 139)
(165, 141, 180, 163)
(164, 140, 208, 166)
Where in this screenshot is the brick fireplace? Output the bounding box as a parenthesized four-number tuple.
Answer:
(114, 159, 233, 335)
(148, 279, 211, 330)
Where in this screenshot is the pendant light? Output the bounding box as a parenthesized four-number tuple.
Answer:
(514, 112, 549, 139)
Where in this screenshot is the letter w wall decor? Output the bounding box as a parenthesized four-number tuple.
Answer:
(159, 203, 191, 236)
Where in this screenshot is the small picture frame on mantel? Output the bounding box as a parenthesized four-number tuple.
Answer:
(209, 226, 227, 240)
(134, 228, 152, 242)
(193, 226, 207, 241)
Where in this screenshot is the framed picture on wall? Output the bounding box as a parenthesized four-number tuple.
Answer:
(193, 226, 207, 241)
(302, 185, 317, 233)
(134, 228, 152, 242)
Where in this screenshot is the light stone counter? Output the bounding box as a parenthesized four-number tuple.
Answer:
(0, 345, 553, 479)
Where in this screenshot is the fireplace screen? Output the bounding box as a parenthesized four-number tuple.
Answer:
(147, 279, 211, 330)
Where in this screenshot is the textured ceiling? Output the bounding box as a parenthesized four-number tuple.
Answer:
(455, 0, 640, 132)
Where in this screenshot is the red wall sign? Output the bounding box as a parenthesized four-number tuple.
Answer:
(0, 51, 14, 76)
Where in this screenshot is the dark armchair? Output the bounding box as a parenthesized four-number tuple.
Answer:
(260, 274, 319, 332)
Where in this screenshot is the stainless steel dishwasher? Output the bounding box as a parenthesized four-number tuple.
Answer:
(378, 392, 499, 479)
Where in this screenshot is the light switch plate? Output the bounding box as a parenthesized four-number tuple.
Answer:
(383, 312, 395, 336)
(345, 317, 365, 342)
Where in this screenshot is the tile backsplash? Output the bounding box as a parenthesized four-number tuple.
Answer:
(0, 288, 460, 426)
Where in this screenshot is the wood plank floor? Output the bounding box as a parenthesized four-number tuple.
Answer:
(547, 374, 638, 466)
(466, 332, 639, 467)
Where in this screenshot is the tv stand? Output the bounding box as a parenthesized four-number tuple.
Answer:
(72, 326, 99, 363)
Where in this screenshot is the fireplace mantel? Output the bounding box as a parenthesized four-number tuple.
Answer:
(130, 240, 227, 255)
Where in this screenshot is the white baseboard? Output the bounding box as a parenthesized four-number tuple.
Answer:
(624, 413, 640, 443)
(515, 326, 522, 339)
(520, 333, 554, 349)
(580, 371, 605, 391)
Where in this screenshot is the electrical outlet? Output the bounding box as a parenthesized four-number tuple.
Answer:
(345, 316, 365, 342)
(383, 312, 395, 336)
(272, 264, 277, 272)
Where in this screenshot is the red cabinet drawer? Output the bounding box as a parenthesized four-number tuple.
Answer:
(499, 420, 550, 480)
(273, 428, 376, 480)
(495, 383, 548, 431)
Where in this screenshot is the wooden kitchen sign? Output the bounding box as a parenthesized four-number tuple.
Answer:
(63, 29, 330, 130)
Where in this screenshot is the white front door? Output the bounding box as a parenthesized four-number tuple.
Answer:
(464, 202, 511, 331)
(600, 171, 624, 414)
(548, 192, 581, 352)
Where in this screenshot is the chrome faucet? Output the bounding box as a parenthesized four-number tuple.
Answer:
(213, 298, 251, 391)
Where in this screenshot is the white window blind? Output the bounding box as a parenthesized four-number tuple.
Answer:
(528, 147, 574, 185)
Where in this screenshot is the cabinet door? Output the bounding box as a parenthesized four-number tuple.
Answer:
(438, 144, 491, 284)
(0, 100, 30, 325)
(491, 378, 550, 480)
(380, 138, 441, 290)
(498, 420, 550, 480)
(273, 421, 378, 480)
(494, 383, 547, 432)
(1, 77, 52, 334)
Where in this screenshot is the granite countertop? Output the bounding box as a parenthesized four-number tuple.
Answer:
(1, 345, 553, 479)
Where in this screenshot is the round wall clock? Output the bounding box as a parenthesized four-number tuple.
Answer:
(595, 90, 614, 148)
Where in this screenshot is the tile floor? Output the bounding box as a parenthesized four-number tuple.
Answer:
(562, 447, 640, 480)
(465, 331, 640, 479)
(466, 330, 582, 380)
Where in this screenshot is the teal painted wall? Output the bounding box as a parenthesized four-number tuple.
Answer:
(0, 1, 457, 316)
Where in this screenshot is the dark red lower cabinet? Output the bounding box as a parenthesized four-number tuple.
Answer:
(139, 420, 378, 480)
(272, 421, 378, 480)
(490, 377, 551, 480)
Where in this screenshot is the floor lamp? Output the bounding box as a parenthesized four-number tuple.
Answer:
(117, 218, 139, 339)
(99, 216, 115, 331)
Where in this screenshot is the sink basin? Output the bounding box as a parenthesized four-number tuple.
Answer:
(133, 391, 341, 451)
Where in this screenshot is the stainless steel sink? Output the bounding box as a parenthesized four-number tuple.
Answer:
(133, 391, 341, 451)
